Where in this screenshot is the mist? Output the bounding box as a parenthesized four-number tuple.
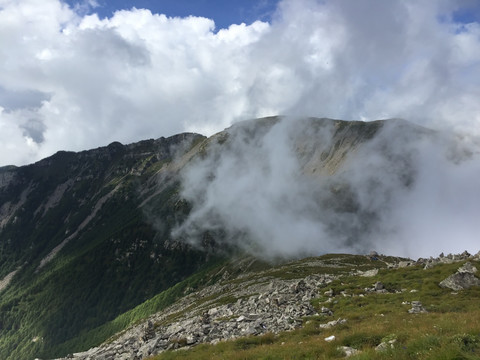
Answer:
(173, 117, 480, 260)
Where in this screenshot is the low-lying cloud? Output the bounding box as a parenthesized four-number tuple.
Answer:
(1, 0, 480, 166)
(174, 117, 480, 259)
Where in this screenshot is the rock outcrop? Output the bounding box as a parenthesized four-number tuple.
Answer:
(439, 262, 480, 291)
(408, 301, 428, 314)
(420, 251, 477, 270)
(57, 274, 336, 360)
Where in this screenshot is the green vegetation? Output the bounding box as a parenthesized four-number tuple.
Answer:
(0, 119, 477, 360)
(52, 259, 226, 356)
(149, 259, 480, 360)
(0, 134, 218, 360)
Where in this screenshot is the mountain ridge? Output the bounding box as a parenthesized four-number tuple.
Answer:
(0, 116, 478, 359)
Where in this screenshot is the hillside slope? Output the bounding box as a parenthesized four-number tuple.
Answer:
(57, 251, 480, 360)
(0, 116, 477, 359)
(0, 133, 221, 359)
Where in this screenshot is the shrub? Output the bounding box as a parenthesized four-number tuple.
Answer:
(451, 333, 479, 352)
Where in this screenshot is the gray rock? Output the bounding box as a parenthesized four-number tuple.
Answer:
(319, 318, 347, 329)
(408, 301, 427, 314)
(186, 336, 196, 345)
(439, 272, 480, 291)
(423, 261, 437, 270)
(155, 339, 168, 349)
(321, 307, 333, 316)
(337, 346, 359, 357)
(63, 252, 480, 360)
(374, 281, 384, 291)
(440, 257, 455, 264)
(457, 262, 477, 274)
(359, 269, 378, 277)
(141, 321, 155, 342)
(375, 342, 389, 352)
(324, 289, 334, 297)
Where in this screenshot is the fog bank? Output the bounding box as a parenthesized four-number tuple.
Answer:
(173, 117, 480, 259)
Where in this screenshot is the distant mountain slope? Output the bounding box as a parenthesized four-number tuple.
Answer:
(0, 133, 222, 359)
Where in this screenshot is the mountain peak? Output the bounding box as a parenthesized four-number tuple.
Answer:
(0, 116, 479, 359)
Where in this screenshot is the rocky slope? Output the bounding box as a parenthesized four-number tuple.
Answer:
(55, 251, 480, 360)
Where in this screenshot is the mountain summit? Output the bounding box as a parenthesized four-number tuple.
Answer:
(0, 117, 479, 359)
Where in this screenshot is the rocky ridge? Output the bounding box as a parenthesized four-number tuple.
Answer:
(55, 251, 480, 360)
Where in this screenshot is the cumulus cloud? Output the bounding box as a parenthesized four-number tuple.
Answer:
(0, 0, 480, 166)
(174, 117, 480, 259)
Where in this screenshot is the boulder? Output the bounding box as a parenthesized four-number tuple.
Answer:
(375, 342, 389, 352)
(141, 321, 155, 342)
(408, 301, 427, 314)
(319, 318, 347, 329)
(439, 272, 480, 291)
(457, 262, 477, 274)
(375, 339, 396, 352)
(338, 346, 359, 357)
(359, 269, 378, 277)
(321, 307, 333, 316)
(374, 281, 384, 291)
(324, 289, 334, 297)
(439, 262, 480, 290)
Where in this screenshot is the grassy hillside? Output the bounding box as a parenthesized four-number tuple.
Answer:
(148, 256, 480, 360)
(0, 134, 220, 360)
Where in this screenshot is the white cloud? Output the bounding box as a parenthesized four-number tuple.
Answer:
(0, 0, 479, 166)
(175, 117, 480, 259)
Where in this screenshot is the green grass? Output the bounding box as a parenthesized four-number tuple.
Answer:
(148, 259, 480, 360)
(52, 258, 226, 355)
(0, 136, 222, 360)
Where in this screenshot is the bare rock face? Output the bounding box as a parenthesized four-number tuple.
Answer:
(422, 251, 474, 269)
(439, 273, 480, 291)
(457, 262, 477, 274)
(439, 262, 480, 291)
(0, 166, 16, 189)
(54, 273, 335, 360)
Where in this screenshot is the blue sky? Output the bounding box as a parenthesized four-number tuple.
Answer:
(65, 0, 279, 30)
(452, 2, 480, 24)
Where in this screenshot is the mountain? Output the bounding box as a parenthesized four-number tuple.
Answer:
(0, 117, 478, 359)
(0, 132, 219, 359)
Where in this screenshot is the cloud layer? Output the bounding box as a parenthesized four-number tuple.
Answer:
(174, 117, 480, 259)
(1, 0, 480, 166)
